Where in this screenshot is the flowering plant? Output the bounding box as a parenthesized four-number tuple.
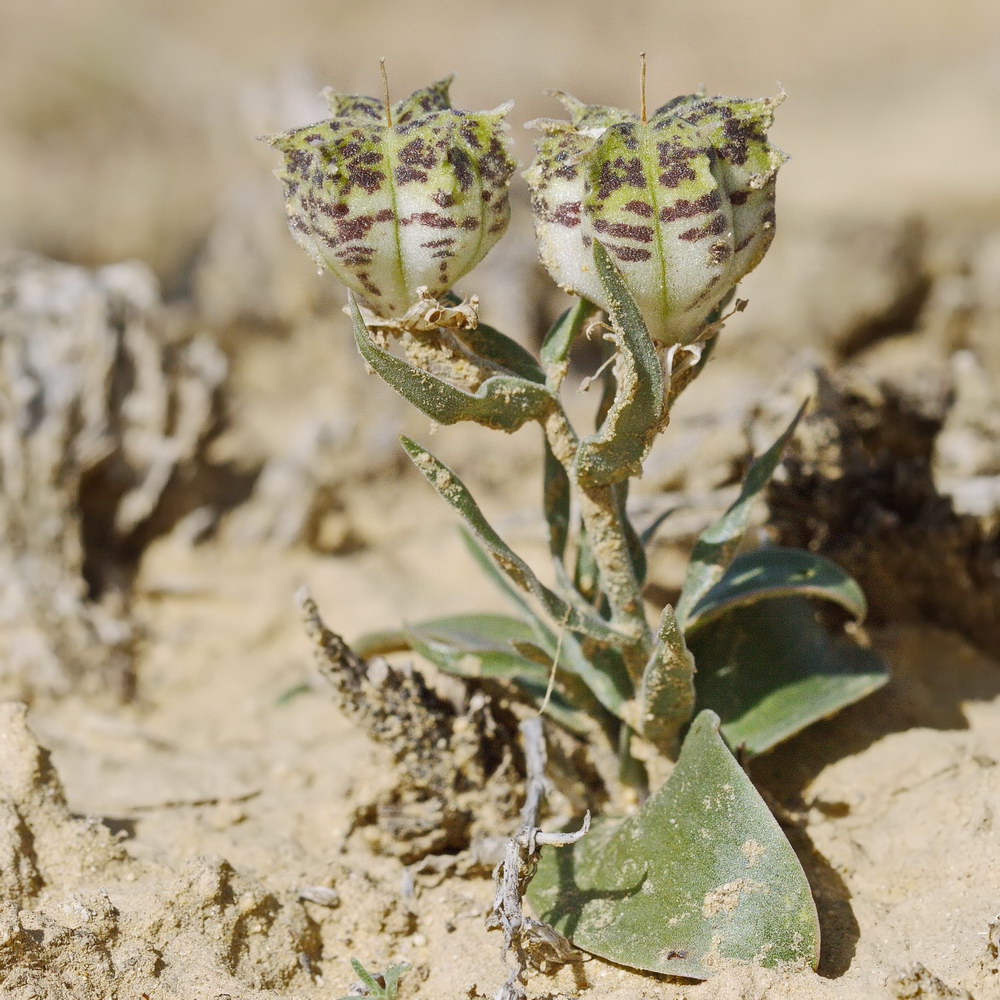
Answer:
(266, 72, 887, 985)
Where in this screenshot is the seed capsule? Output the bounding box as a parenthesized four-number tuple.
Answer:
(264, 77, 516, 319)
(525, 90, 787, 345)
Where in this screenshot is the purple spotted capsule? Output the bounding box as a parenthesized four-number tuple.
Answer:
(264, 76, 516, 319)
(525, 90, 787, 345)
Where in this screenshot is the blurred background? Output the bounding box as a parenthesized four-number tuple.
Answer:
(2, 0, 1000, 702)
(2, 0, 998, 290)
(2, 10, 1000, 995)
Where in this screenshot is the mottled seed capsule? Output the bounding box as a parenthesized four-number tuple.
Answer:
(525, 89, 787, 345)
(263, 76, 516, 319)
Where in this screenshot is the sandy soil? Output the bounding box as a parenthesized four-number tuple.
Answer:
(2, 1, 1000, 998)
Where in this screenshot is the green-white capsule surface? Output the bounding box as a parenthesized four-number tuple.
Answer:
(525, 90, 786, 345)
(266, 77, 516, 318)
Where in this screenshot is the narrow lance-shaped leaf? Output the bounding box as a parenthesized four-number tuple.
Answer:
(351, 296, 554, 432)
(400, 436, 628, 646)
(459, 530, 630, 720)
(541, 298, 591, 375)
(544, 437, 571, 565)
(639, 503, 681, 547)
(612, 480, 647, 587)
(675, 400, 807, 626)
(685, 546, 868, 634)
(573, 521, 601, 605)
(461, 500, 624, 664)
(446, 313, 547, 385)
(402, 618, 589, 734)
(350, 960, 383, 996)
(574, 242, 665, 487)
(527, 710, 819, 979)
(636, 604, 695, 750)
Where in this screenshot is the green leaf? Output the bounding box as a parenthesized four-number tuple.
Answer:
(382, 962, 410, 999)
(688, 596, 889, 755)
(685, 547, 867, 634)
(639, 503, 680, 547)
(459, 526, 536, 619)
(636, 605, 695, 749)
(403, 617, 588, 733)
(544, 438, 571, 565)
(675, 401, 807, 626)
(572, 520, 600, 604)
(407, 611, 539, 652)
(528, 710, 819, 979)
(401, 436, 628, 647)
(454, 528, 631, 724)
(613, 480, 647, 587)
(455, 320, 547, 384)
(404, 613, 546, 685)
(335, 959, 410, 1000)
(460, 527, 631, 721)
(350, 295, 554, 432)
(541, 298, 591, 370)
(574, 242, 665, 487)
(556, 632, 632, 721)
(350, 958, 382, 994)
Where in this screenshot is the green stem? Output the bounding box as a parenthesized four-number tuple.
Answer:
(542, 407, 653, 681)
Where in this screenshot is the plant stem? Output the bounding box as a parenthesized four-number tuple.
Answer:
(542, 407, 653, 679)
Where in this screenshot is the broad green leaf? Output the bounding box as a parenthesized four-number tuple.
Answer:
(350, 296, 554, 432)
(688, 596, 889, 756)
(574, 242, 665, 486)
(685, 547, 867, 634)
(528, 710, 819, 979)
(637, 605, 695, 749)
(541, 298, 591, 370)
(675, 401, 807, 626)
(401, 436, 628, 647)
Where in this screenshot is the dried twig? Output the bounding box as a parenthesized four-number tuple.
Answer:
(487, 716, 589, 1000)
(297, 586, 524, 861)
